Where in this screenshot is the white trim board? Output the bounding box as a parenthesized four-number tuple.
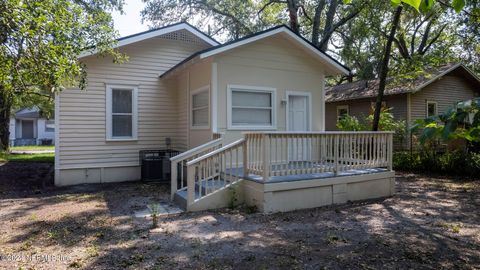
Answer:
(79, 23, 219, 58)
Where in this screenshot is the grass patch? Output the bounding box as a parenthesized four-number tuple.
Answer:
(10, 145, 55, 151)
(0, 152, 54, 163)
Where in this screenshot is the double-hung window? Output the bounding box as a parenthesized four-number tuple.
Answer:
(191, 86, 209, 128)
(106, 85, 138, 140)
(228, 85, 276, 130)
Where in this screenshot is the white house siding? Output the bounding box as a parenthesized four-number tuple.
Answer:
(56, 35, 210, 186)
(214, 35, 326, 143)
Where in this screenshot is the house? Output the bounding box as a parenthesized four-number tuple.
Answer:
(9, 107, 55, 146)
(325, 63, 480, 134)
(56, 22, 395, 212)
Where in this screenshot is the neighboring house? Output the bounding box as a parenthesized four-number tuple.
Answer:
(325, 63, 480, 134)
(9, 107, 55, 146)
(56, 23, 396, 213)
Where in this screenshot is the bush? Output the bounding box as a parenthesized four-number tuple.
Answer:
(393, 150, 480, 178)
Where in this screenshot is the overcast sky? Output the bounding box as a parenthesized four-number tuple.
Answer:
(111, 0, 148, 37)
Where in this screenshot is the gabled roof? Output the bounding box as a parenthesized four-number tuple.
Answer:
(325, 63, 480, 103)
(15, 107, 41, 119)
(160, 25, 350, 78)
(79, 22, 219, 58)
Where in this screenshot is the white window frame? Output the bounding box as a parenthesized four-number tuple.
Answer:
(227, 84, 277, 130)
(106, 84, 138, 141)
(337, 105, 349, 120)
(190, 85, 210, 129)
(426, 100, 437, 117)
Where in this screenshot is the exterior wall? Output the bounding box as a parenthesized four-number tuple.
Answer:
(214, 35, 326, 144)
(325, 94, 408, 131)
(187, 60, 213, 148)
(56, 36, 210, 186)
(37, 119, 55, 144)
(410, 75, 479, 122)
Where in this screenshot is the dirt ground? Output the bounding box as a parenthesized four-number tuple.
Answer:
(0, 162, 479, 270)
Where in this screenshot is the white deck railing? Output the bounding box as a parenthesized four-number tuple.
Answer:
(174, 131, 393, 207)
(170, 138, 223, 199)
(243, 131, 393, 180)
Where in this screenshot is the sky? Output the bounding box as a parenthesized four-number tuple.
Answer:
(111, 0, 148, 37)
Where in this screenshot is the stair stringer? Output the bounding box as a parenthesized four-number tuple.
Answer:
(187, 180, 244, 212)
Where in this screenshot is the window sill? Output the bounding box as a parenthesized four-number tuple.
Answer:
(227, 126, 277, 131)
(106, 138, 138, 142)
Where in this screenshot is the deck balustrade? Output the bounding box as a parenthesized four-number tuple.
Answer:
(172, 131, 393, 207)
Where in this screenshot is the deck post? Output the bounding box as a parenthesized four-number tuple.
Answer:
(388, 133, 393, 171)
(243, 139, 248, 178)
(334, 135, 339, 175)
(171, 161, 178, 201)
(187, 165, 196, 207)
(262, 134, 271, 181)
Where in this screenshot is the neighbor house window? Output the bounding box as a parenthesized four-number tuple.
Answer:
(106, 85, 138, 140)
(45, 120, 55, 132)
(426, 101, 437, 117)
(337, 105, 349, 120)
(191, 86, 209, 128)
(227, 85, 276, 129)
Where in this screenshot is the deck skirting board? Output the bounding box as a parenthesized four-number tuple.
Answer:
(243, 171, 395, 213)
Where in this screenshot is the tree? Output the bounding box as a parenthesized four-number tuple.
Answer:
(371, 0, 467, 131)
(0, 0, 124, 150)
(141, 0, 363, 51)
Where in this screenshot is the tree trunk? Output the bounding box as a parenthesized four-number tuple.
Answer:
(0, 86, 12, 151)
(372, 5, 403, 131)
(286, 0, 300, 33)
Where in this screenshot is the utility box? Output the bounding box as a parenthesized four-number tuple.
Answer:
(139, 150, 181, 182)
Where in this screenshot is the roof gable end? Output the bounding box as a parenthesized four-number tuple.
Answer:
(79, 22, 219, 58)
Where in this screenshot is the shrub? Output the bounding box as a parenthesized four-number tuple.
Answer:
(393, 150, 480, 178)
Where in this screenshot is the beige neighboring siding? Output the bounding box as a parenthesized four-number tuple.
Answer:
(214, 35, 326, 143)
(325, 94, 408, 130)
(57, 36, 209, 185)
(410, 75, 479, 121)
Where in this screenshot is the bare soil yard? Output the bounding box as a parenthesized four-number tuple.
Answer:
(0, 162, 479, 269)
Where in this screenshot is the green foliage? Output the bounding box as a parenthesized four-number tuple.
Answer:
(336, 115, 364, 131)
(0, 152, 54, 163)
(336, 107, 406, 134)
(393, 150, 480, 177)
(412, 98, 480, 144)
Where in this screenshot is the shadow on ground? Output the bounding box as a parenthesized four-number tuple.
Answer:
(0, 163, 479, 269)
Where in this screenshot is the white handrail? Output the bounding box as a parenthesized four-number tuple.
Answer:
(187, 139, 245, 166)
(171, 137, 223, 200)
(243, 131, 395, 135)
(170, 138, 223, 162)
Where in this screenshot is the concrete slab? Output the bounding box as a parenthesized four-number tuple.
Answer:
(134, 202, 184, 218)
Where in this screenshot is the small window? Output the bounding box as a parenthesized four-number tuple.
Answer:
(106, 85, 138, 140)
(427, 101, 437, 117)
(228, 85, 276, 129)
(337, 105, 349, 120)
(191, 86, 209, 128)
(45, 120, 55, 132)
